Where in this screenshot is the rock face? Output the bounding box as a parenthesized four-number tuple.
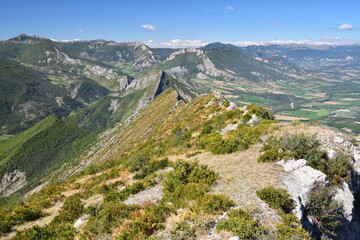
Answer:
(0, 170, 27, 197)
(246, 114, 261, 127)
(277, 159, 327, 219)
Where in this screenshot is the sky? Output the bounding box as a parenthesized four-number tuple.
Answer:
(1, 0, 360, 48)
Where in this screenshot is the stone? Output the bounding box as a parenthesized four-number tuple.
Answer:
(228, 237, 240, 240)
(246, 114, 261, 126)
(277, 159, 327, 219)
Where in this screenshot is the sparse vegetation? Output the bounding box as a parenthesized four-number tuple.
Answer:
(217, 209, 267, 239)
(256, 187, 294, 213)
(305, 183, 343, 239)
(258, 133, 351, 185)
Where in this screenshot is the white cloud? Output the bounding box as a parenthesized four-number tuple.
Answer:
(146, 39, 208, 48)
(335, 23, 355, 31)
(79, 29, 85, 32)
(145, 37, 360, 48)
(141, 24, 156, 31)
(269, 21, 280, 25)
(226, 5, 235, 11)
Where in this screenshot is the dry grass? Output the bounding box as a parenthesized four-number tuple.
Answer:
(83, 194, 104, 208)
(274, 115, 310, 121)
(167, 142, 284, 230)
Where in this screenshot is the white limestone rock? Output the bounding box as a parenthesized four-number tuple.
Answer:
(0, 170, 27, 197)
(277, 159, 327, 219)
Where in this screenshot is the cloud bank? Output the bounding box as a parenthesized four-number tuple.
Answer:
(145, 37, 360, 48)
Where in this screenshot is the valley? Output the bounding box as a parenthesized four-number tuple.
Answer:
(1, 34, 360, 239)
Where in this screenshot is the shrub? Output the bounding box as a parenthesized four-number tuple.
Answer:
(81, 203, 141, 238)
(13, 223, 76, 240)
(133, 158, 169, 180)
(256, 187, 294, 213)
(276, 214, 310, 240)
(162, 160, 218, 195)
(126, 153, 151, 172)
(53, 194, 84, 224)
(11, 204, 44, 225)
(258, 133, 351, 186)
(217, 209, 267, 239)
(168, 183, 208, 208)
(105, 181, 147, 202)
(305, 183, 343, 238)
(308, 152, 351, 186)
(195, 194, 234, 214)
(246, 104, 274, 120)
(210, 138, 240, 154)
(115, 204, 172, 240)
(170, 220, 196, 239)
(258, 148, 283, 163)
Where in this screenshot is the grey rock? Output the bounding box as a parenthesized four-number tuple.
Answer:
(246, 114, 261, 126)
(277, 159, 327, 219)
(0, 170, 27, 197)
(228, 237, 240, 240)
(334, 182, 354, 221)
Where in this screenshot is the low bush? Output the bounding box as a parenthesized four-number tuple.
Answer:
(217, 209, 267, 239)
(115, 204, 172, 240)
(258, 133, 351, 186)
(162, 160, 218, 196)
(52, 193, 84, 224)
(168, 183, 208, 208)
(305, 183, 343, 239)
(276, 212, 310, 240)
(256, 187, 294, 213)
(195, 194, 234, 214)
(81, 203, 141, 238)
(133, 158, 169, 180)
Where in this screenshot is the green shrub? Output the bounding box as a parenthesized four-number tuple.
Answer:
(162, 160, 218, 195)
(217, 209, 267, 239)
(126, 153, 151, 172)
(11, 204, 44, 225)
(246, 104, 274, 120)
(258, 133, 351, 186)
(170, 220, 196, 239)
(0, 215, 12, 234)
(168, 183, 208, 208)
(81, 203, 141, 238)
(195, 194, 234, 214)
(275, 212, 310, 240)
(116, 204, 172, 240)
(305, 183, 343, 238)
(53, 193, 84, 224)
(256, 187, 294, 213)
(105, 181, 146, 202)
(13, 223, 76, 240)
(258, 148, 283, 163)
(210, 138, 240, 154)
(133, 158, 169, 180)
(308, 152, 351, 186)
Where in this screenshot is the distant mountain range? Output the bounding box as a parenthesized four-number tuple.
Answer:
(1, 34, 360, 135)
(1, 34, 360, 239)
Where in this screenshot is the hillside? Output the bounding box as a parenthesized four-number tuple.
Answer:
(0, 90, 359, 239)
(0, 58, 85, 134)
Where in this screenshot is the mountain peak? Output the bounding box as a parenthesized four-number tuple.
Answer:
(6, 34, 50, 42)
(201, 42, 235, 50)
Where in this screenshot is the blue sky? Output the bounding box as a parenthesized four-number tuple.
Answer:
(1, 0, 359, 47)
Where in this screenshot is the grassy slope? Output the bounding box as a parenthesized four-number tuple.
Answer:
(0, 116, 98, 202)
(65, 88, 147, 130)
(0, 58, 82, 134)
